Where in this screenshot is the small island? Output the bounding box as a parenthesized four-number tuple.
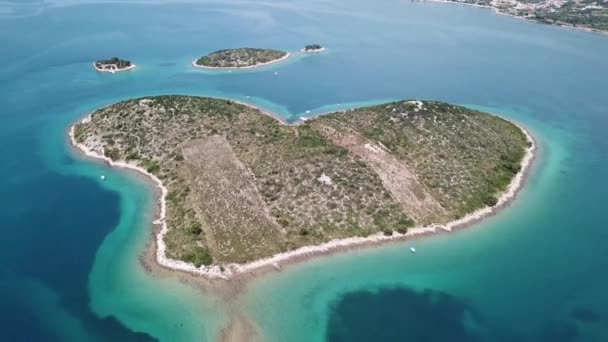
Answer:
(302, 44, 325, 53)
(94, 57, 135, 73)
(71, 96, 534, 278)
(192, 48, 290, 69)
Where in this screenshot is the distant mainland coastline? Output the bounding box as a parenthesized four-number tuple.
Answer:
(428, 0, 608, 36)
(94, 57, 136, 73)
(69, 96, 535, 281)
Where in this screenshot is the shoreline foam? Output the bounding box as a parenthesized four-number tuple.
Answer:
(69, 102, 536, 280)
(191, 52, 292, 71)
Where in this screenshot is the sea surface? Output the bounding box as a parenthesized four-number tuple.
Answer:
(1, 0, 607, 341)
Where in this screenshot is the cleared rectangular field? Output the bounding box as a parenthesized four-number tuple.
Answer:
(182, 135, 285, 263)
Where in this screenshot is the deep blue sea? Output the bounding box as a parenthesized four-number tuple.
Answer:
(1, 0, 608, 341)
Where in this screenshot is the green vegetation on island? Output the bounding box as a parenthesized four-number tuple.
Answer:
(94, 57, 132, 70)
(73, 96, 528, 266)
(304, 44, 323, 51)
(446, 0, 608, 32)
(194, 48, 288, 68)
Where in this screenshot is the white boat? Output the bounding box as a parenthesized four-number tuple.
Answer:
(410, 247, 416, 253)
(305, 110, 311, 114)
(100, 175, 106, 180)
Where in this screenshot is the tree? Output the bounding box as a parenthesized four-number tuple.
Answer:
(305, 44, 322, 51)
(185, 247, 212, 267)
(483, 194, 498, 207)
(188, 222, 202, 235)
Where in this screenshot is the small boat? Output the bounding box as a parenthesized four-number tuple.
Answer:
(305, 110, 311, 114)
(410, 247, 416, 253)
(100, 175, 106, 181)
(274, 71, 279, 75)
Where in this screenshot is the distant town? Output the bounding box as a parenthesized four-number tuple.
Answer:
(441, 0, 608, 32)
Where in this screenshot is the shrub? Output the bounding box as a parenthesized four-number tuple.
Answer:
(188, 222, 202, 235)
(184, 247, 212, 267)
(327, 202, 338, 210)
(126, 151, 139, 160)
(105, 148, 120, 160)
(146, 162, 160, 174)
(483, 194, 498, 207)
(297, 126, 327, 148)
(373, 210, 389, 229)
(395, 216, 413, 233)
(396, 226, 408, 234)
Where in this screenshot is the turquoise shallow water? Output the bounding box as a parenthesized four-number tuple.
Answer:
(1, 0, 608, 341)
